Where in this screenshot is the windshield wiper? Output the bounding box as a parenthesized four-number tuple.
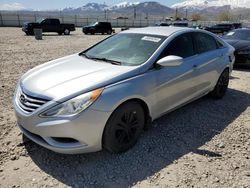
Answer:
(89, 56, 122, 65)
(80, 53, 122, 65)
(79, 52, 91, 59)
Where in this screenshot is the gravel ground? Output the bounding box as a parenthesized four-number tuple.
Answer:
(0, 27, 250, 188)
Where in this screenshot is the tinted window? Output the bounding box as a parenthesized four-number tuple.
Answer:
(51, 19, 59, 25)
(161, 33, 194, 58)
(41, 19, 50, 25)
(193, 33, 218, 54)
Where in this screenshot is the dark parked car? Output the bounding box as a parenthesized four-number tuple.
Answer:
(223, 29, 250, 67)
(82, 22, 113, 35)
(22, 18, 75, 35)
(172, 22, 188, 27)
(233, 23, 242, 29)
(155, 22, 170, 26)
(205, 23, 235, 34)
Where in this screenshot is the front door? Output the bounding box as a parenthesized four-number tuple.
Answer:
(155, 33, 200, 117)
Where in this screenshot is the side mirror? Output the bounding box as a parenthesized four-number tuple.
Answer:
(157, 55, 183, 67)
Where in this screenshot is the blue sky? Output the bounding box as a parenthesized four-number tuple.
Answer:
(0, 0, 184, 10)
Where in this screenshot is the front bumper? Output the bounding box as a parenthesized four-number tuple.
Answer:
(22, 27, 28, 32)
(14, 96, 111, 154)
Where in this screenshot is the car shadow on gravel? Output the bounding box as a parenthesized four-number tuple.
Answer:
(24, 88, 250, 188)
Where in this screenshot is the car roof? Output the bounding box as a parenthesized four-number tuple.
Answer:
(121, 26, 194, 37)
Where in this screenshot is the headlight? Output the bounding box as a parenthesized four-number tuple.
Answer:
(238, 50, 250, 55)
(40, 88, 103, 118)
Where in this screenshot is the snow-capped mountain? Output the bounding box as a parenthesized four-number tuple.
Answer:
(64, 2, 140, 12)
(0, 2, 29, 11)
(109, 2, 140, 10)
(107, 1, 174, 17)
(172, 0, 250, 9)
(62, 1, 173, 16)
(79, 3, 109, 11)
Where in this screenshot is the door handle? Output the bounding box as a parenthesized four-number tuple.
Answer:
(193, 64, 198, 69)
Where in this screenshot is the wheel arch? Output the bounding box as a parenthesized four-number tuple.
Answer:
(120, 98, 152, 129)
(219, 67, 230, 78)
(102, 97, 152, 136)
(101, 97, 152, 151)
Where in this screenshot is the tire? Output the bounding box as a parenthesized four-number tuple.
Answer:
(210, 69, 229, 99)
(103, 101, 145, 153)
(25, 31, 32, 36)
(64, 29, 70, 35)
(107, 30, 112, 35)
(58, 32, 62, 35)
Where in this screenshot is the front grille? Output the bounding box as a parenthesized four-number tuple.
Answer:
(18, 90, 50, 113)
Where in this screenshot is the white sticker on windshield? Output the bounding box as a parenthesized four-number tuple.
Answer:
(142, 36, 161, 43)
(227, 32, 235, 36)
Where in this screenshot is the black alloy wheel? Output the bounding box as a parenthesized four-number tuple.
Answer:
(103, 101, 145, 153)
(210, 69, 229, 99)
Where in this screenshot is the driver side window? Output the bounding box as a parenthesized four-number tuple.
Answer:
(41, 19, 50, 25)
(159, 33, 195, 59)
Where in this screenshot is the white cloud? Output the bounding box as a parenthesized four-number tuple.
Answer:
(0, 2, 26, 11)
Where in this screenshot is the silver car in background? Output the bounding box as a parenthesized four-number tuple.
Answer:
(13, 27, 235, 154)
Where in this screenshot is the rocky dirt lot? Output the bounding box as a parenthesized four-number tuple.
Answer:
(0, 27, 250, 188)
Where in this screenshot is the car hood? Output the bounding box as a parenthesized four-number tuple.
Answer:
(23, 21, 38, 25)
(20, 54, 138, 101)
(224, 39, 250, 51)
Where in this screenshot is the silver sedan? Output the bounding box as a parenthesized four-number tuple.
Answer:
(13, 27, 235, 154)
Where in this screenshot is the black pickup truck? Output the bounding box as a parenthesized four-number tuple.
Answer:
(22, 18, 75, 35)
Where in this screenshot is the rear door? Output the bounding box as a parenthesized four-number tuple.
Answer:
(191, 32, 224, 94)
(50, 19, 60, 32)
(95, 23, 102, 33)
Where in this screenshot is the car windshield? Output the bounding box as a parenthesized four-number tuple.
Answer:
(37, 18, 44, 23)
(223, 30, 250, 40)
(83, 33, 166, 66)
(90, 22, 98, 26)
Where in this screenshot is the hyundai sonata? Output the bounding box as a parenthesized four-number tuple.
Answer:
(14, 27, 235, 154)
